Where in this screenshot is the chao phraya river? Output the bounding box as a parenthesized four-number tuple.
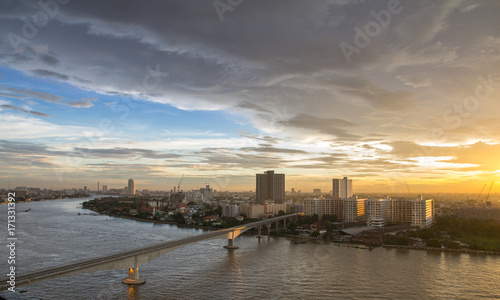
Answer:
(1, 198, 499, 299)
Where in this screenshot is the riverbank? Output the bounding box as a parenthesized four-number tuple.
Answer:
(383, 244, 500, 255)
(85, 208, 320, 239)
(86, 208, 223, 231)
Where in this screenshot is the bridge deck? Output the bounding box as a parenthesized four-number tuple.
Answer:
(1, 213, 302, 291)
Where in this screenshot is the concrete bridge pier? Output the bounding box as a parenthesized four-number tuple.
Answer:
(257, 225, 262, 239)
(122, 256, 145, 285)
(224, 238, 239, 249)
(224, 230, 239, 249)
(266, 223, 271, 239)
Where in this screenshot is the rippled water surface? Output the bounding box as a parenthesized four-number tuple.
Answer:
(1, 198, 499, 299)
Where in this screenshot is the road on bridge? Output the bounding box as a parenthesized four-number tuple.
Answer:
(0, 212, 302, 291)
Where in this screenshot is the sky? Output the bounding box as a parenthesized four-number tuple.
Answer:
(0, 0, 500, 194)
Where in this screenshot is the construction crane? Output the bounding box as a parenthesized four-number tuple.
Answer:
(484, 182, 494, 207)
(177, 174, 184, 192)
(403, 178, 411, 198)
(473, 183, 487, 208)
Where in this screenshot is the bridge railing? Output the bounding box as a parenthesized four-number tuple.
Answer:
(0, 213, 303, 291)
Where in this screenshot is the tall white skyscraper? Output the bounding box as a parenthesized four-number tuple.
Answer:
(128, 179, 136, 195)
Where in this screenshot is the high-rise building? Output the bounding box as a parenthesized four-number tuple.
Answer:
(388, 197, 410, 224)
(222, 204, 240, 218)
(303, 197, 336, 218)
(409, 196, 434, 228)
(332, 177, 352, 219)
(256, 170, 285, 203)
(102, 185, 108, 193)
(200, 184, 212, 201)
(128, 179, 135, 196)
(362, 196, 434, 228)
(343, 196, 366, 223)
(365, 198, 389, 228)
(304, 198, 323, 217)
(332, 177, 352, 199)
(332, 198, 344, 220)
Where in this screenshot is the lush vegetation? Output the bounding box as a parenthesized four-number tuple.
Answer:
(404, 216, 500, 251)
(83, 197, 251, 229)
(385, 235, 410, 246)
(433, 216, 500, 251)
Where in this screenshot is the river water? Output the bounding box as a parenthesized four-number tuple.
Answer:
(0, 198, 499, 299)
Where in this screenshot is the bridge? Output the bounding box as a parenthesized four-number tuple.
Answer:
(0, 213, 302, 291)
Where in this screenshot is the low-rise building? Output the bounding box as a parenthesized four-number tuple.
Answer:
(247, 204, 265, 219)
(264, 203, 290, 216)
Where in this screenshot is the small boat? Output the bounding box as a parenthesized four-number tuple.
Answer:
(23, 208, 31, 212)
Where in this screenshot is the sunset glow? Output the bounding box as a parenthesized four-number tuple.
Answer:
(0, 1, 499, 193)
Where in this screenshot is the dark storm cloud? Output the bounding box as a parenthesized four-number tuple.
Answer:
(40, 54, 60, 65)
(0, 0, 499, 185)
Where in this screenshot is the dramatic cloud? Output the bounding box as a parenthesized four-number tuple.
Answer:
(0, 0, 499, 191)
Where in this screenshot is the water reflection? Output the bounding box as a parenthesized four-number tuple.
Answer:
(127, 285, 139, 300)
(2, 198, 499, 300)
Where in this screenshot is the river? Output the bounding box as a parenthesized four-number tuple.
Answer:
(0, 198, 499, 299)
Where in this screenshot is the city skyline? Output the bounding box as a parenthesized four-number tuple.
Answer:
(1, 1, 500, 193)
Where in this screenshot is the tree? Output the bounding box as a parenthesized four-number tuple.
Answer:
(288, 221, 298, 231)
(396, 236, 410, 246)
(426, 239, 441, 248)
(443, 240, 461, 249)
(323, 220, 333, 233)
(322, 214, 338, 222)
(312, 214, 319, 223)
(173, 212, 186, 224)
(311, 230, 320, 238)
(278, 210, 286, 216)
